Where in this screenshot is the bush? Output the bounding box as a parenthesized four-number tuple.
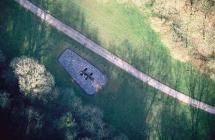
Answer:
(10, 56, 55, 96)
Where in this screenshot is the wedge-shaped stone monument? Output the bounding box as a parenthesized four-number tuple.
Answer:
(58, 49, 107, 95)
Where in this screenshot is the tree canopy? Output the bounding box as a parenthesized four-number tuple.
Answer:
(10, 56, 55, 96)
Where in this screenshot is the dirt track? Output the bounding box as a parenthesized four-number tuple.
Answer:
(15, 0, 215, 115)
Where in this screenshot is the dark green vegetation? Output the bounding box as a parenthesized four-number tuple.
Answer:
(0, 0, 215, 139)
(0, 56, 126, 140)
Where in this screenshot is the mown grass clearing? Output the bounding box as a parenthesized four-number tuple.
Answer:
(29, 0, 215, 106)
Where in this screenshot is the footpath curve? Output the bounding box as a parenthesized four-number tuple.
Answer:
(15, 0, 215, 115)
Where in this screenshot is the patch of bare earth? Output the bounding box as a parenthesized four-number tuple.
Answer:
(150, 17, 191, 62)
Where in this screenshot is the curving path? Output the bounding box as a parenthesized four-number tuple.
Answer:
(15, 0, 215, 115)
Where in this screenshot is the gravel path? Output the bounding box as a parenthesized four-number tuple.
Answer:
(15, 0, 215, 115)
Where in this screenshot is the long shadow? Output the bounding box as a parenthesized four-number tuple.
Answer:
(159, 97, 215, 140)
(158, 64, 215, 139)
(103, 66, 150, 139)
(0, 0, 79, 139)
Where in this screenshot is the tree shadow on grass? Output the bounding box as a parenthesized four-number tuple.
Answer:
(158, 96, 215, 140)
(0, 0, 88, 139)
(107, 39, 215, 139)
(0, 0, 49, 59)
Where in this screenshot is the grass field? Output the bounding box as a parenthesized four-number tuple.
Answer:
(28, 0, 215, 105)
(0, 0, 215, 139)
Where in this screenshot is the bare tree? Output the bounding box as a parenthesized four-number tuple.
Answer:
(25, 107, 43, 139)
(0, 49, 6, 64)
(0, 91, 10, 109)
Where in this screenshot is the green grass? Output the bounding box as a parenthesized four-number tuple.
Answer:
(1, 0, 215, 139)
(28, 0, 215, 106)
